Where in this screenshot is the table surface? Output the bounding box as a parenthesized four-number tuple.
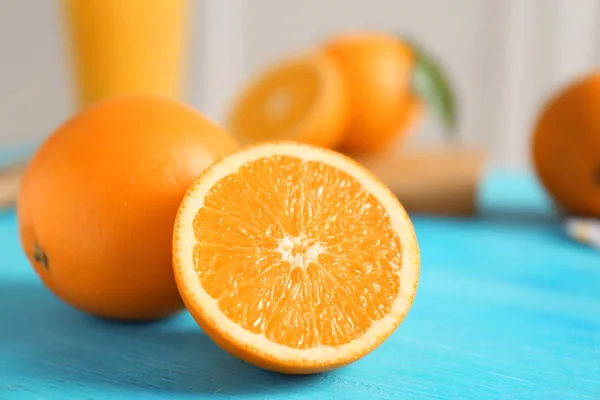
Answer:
(1, 169, 599, 400)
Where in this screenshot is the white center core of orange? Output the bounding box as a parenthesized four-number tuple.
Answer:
(277, 235, 324, 270)
(265, 89, 292, 119)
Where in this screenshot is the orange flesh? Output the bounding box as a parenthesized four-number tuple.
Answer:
(192, 155, 402, 349)
(231, 63, 321, 141)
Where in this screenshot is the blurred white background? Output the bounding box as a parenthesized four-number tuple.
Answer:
(1, 0, 599, 169)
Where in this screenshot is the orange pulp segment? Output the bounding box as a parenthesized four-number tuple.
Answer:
(173, 142, 420, 373)
(227, 52, 348, 149)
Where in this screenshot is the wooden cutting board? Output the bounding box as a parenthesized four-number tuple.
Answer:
(357, 147, 485, 216)
(0, 162, 26, 210)
(0, 148, 485, 216)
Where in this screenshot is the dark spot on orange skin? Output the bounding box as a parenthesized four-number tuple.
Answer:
(33, 244, 49, 270)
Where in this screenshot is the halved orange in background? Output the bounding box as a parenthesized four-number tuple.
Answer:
(173, 142, 420, 373)
(226, 52, 348, 149)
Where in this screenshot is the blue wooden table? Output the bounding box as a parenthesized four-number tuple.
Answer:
(1, 169, 599, 399)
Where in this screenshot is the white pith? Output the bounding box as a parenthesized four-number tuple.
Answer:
(265, 88, 293, 120)
(174, 142, 420, 366)
(277, 234, 324, 271)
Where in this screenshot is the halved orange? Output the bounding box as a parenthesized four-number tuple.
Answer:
(226, 51, 349, 149)
(173, 142, 420, 373)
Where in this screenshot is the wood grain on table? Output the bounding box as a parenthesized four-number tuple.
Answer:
(1, 171, 599, 399)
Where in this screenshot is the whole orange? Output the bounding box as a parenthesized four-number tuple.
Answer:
(532, 73, 600, 217)
(17, 95, 239, 320)
(323, 32, 455, 154)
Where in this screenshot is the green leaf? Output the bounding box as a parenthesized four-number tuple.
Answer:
(409, 41, 457, 135)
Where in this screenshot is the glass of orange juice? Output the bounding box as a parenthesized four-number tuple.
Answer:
(61, 0, 190, 107)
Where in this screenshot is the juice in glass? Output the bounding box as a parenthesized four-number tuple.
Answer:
(62, 0, 190, 107)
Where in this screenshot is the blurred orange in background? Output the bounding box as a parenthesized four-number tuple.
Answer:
(227, 31, 455, 156)
(227, 51, 349, 149)
(323, 32, 424, 154)
(62, 0, 190, 107)
(532, 72, 600, 218)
